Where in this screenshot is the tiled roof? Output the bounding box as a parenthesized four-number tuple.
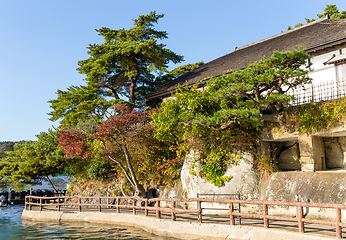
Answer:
(146, 18, 346, 100)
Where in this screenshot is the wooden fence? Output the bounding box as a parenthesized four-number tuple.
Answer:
(25, 196, 346, 238)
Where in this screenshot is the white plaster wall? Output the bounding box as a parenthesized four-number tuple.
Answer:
(308, 48, 346, 84)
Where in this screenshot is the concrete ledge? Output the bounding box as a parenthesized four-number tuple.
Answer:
(21, 210, 337, 240)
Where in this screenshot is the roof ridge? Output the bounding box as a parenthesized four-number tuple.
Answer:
(235, 17, 330, 52)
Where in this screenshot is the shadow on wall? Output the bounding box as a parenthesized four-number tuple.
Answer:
(270, 141, 301, 171)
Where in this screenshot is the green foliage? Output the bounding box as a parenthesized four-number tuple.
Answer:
(315, 4, 346, 20)
(290, 4, 346, 30)
(156, 62, 205, 86)
(285, 97, 346, 133)
(254, 154, 280, 179)
(0, 141, 25, 158)
(87, 159, 113, 180)
(152, 48, 311, 186)
(200, 151, 234, 187)
(49, 11, 185, 129)
(48, 85, 119, 126)
(0, 129, 76, 189)
(77, 11, 183, 104)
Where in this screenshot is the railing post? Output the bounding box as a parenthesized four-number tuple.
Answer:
(116, 197, 120, 213)
(78, 196, 81, 212)
(133, 198, 136, 215)
(171, 200, 176, 221)
(99, 197, 101, 212)
(263, 203, 269, 229)
(237, 193, 241, 225)
(29, 196, 32, 210)
(336, 208, 342, 238)
(156, 200, 161, 219)
(106, 192, 109, 209)
(144, 199, 148, 216)
(197, 200, 202, 223)
(57, 197, 60, 212)
(229, 202, 235, 225)
(298, 205, 305, 233)
(39, 198, 42, 211)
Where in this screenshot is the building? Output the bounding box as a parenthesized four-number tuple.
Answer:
(146, 17, 346, 172)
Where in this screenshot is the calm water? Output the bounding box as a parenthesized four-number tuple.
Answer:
(0, 205, 176, 239)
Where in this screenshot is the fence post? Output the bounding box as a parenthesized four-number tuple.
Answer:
(229, 202, 235, 225)
(78, 196, 81, 212)
(336, 208, 342, 238)
(197, 200, 202, 223)
(171, 200, 176, 221)
(116, 197, 120, 213)
(40, 198, 42, 211)
(58, 197, 60, 212)
(29, 196, 32, 211)
(156, 200, 161, 219)
(237, 193, 241, 225)
(133, 198, 136, 215)
(263, 203, 269, 228)
(106, 192, 109, 209)
(99, 197, 101, 212)
(145, 199, 148, 216)
(298, 205, 305, 233)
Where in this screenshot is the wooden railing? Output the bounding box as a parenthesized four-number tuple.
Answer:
(25, 196, 346, 238)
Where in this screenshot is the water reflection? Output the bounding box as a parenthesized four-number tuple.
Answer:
(0, 205, 176, 239)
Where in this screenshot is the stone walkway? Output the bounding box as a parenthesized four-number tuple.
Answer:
(28, 205, 345, 239)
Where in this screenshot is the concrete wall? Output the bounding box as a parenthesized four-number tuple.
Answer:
(324, 137, 345, 169)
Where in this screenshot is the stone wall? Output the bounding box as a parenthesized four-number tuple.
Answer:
(176, 125, 346, 219)
(180, 150, 259, 201)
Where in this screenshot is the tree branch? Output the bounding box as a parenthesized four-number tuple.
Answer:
(120, 137, 142, 194)
(101, 141, 135, 188)
(179, 117, 237, 131)
(46, 176, 58, 193)
(105, 85, 120, 99)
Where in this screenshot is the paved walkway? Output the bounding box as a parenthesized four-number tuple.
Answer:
(28, 205, 345, 239)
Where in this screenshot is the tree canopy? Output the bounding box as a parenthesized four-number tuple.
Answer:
(77, 11, 183, 104)
(152, 48, 311, 186)
(0, 130, 74, 190)
(57, 104, 182, 197)
(49, 61, 204, 127)
(48, 12, 203, 128)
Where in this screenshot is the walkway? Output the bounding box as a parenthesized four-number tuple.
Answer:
(27, 205, 345, 239)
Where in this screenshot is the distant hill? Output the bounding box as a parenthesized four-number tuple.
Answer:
(0, 141, 26, 158)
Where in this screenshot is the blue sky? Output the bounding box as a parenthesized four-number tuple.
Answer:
(0, 0, 345, 141)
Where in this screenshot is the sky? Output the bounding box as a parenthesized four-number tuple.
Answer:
(0, 0, 345, 141)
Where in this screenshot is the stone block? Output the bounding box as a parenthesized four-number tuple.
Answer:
(301, 163, 314, 172)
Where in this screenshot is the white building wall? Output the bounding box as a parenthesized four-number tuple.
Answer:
(309, 48, 346, 84)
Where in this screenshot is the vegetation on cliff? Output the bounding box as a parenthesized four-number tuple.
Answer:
(152, 48, 312, 186)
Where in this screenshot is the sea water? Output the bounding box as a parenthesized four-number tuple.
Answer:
(0, 205, 176, 239)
